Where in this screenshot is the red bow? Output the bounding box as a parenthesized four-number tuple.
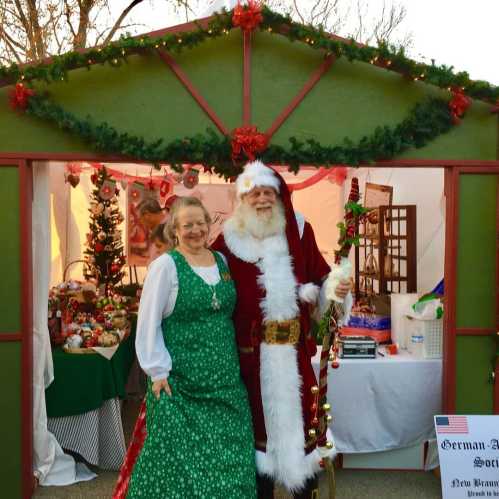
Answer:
(449, 89, 471, 124)
(9, 83, 35, 111)
(231, 125, 268, 162)
(232, 1, 263, 32)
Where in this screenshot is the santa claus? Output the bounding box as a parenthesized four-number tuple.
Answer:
(212, 160, 351, 499)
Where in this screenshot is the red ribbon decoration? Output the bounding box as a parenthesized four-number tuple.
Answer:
(448, 88, 471, 125)
(9, 82, 35, 111)
(232, 1, 263, 32)
(231, 125, 268, 162)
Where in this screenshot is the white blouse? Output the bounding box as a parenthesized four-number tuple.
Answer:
(135, 252, 226, 382)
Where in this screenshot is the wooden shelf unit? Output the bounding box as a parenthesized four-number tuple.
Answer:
(355, 205, 417, 297)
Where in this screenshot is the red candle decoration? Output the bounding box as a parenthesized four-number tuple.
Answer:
(231, 125, 268, 162)
(232, 1, 263, 32)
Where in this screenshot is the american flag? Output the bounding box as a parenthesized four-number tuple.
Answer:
(435, 416, 469, 434)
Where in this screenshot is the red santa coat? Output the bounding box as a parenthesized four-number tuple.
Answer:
(212, 215, 331, 489)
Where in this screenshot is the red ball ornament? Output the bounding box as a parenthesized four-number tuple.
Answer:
(94, 242, 104, 252)
(331, 360, 340, 369)
(111, 263, 121, 273)
(91, 173, 98, 184)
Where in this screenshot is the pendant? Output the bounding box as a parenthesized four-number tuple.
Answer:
(211, 290, 221, 311)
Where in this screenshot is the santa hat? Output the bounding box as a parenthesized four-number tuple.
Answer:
(235, 160, 281, 198)
(236, 160, 306, 284)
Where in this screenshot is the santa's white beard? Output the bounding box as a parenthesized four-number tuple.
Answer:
(232, 201, 286, 239)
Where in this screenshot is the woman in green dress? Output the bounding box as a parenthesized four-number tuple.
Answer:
(120, 196, 257, 499)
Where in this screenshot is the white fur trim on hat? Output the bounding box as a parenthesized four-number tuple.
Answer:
(236, 160, 280, 197)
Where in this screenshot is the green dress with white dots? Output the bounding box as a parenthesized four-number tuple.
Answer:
(127, 250, 257, 499)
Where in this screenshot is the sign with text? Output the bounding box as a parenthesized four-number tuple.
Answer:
(435, 415, 499, 498)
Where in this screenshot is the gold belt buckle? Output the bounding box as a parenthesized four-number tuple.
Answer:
(264, 319, 300, 345)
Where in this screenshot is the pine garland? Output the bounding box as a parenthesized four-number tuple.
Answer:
(25, 92, 456, 177)
(1, 7, 497, 103)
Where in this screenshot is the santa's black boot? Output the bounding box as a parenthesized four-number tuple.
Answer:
(292, 476, 319, 499)
(257, 474, 275, 499)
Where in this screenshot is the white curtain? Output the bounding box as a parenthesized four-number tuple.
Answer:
(32, 162, 95, 486)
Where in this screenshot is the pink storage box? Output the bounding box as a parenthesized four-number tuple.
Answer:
(340, 327, 391, 344)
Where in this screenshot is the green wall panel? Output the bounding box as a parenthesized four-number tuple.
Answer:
(455, 336, 495, 414)
(0, 167, 21, 333)
(0, 342, 22, 498)
(0, 30, 496, 160)
(456, 174, 497, 329)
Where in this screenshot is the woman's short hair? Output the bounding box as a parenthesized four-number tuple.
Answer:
(137, 198, 163, 217)
(164, 197, 211, 246)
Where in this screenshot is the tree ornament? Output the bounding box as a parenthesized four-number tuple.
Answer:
(91, 203, 104, 215)
(90, 173, 98, 184)
(104, 244, 112, 251)
(99, 179, 116, 200)
(183, 169, 199, 189)
(94, 242, 104, 252)
(111, 263, 121, 274)
(97, 231, 107, 241)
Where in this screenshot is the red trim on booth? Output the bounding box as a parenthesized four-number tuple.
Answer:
(243, 31, 252, 126)
(156, 50, 230, 136)
(19, 160, 34, 499)
(265, 55, 335, 139)
(0, 333, 23, 341)
(442, 167, 458, 414)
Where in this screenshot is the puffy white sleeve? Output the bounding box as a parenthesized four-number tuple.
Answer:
(135, 253, 178, 382)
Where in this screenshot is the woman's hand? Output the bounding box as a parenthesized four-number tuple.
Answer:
(152, 378, 172, 399)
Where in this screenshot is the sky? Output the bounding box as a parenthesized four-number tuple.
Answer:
(121, 0, 499, 86)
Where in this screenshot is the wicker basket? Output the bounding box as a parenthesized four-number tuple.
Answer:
(61, 323, 131, 354)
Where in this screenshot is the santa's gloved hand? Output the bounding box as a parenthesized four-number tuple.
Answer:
(298, 282, 320, 304)
(325, 259, 352, 303)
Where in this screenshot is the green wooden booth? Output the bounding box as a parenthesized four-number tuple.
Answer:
(0, 7, 497, 498)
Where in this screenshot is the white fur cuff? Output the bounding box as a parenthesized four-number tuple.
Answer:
(298, 283, 320, 304)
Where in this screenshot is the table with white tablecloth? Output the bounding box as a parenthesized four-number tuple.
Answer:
(311, 349, 442, 456)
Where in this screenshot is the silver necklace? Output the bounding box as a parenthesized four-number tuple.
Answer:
(209, 285, 221, 311)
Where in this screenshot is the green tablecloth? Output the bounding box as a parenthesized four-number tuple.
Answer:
(45, 325, 136, 418)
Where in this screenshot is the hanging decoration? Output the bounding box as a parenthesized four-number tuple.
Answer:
(65, 164, 81, 188)
(182, 168, 199, 189)
(232, 1, 263, 32)
(129, 182, 145, 203)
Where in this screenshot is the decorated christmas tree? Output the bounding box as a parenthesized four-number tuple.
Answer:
(83, 167, 126, 294)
